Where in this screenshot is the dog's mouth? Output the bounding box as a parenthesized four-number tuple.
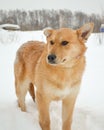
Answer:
(47, 54, 67, 65)
(62, 59, 66, 63)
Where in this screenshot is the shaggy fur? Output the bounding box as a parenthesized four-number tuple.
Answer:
(14, 23, 94, 130)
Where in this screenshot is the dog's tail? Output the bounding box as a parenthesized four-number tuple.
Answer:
(14, 47, 35, 102)
(14, 51, 25, 97)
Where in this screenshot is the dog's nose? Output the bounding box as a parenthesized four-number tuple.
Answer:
(47, 54, 56, 63)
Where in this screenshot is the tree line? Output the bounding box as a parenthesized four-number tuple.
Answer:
(0, 9, 103, 32)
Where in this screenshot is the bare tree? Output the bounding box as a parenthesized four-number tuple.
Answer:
(0, 9, 102, 32)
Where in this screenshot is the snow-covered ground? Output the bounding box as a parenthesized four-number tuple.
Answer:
(0, 30, 104, 130)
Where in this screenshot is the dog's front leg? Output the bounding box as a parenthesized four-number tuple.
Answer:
(62, 88, 79, 130)
(36, 91, 50, 130)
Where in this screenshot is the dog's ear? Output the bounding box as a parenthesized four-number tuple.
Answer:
(77, 23, 94, 42)
(44, 29, 53, 38)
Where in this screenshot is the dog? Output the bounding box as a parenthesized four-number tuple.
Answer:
(14, 23, 94, 130)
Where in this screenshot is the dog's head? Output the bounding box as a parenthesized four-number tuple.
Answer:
(44, 23, 94, 66)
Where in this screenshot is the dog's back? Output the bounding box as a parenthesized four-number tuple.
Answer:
(14, 41, 45, 81)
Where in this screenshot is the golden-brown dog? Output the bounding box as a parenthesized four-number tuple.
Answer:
(14, 23, 94, 130)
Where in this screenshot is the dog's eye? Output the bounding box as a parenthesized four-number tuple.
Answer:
(61, 41, 69, 46)
(50, 40, 54, 45)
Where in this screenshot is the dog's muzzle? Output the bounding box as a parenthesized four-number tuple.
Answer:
(47, 54, 56, 64)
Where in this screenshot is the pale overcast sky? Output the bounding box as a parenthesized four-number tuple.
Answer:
(0, 0, 104, 15)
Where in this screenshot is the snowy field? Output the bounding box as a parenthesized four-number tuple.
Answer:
(0, 30, 104, 130)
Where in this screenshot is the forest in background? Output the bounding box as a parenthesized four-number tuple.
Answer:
(0, 9, 104, 32)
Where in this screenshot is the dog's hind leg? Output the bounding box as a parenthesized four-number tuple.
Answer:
(29, 83, 35, 102)
(15, 79, 30, 111)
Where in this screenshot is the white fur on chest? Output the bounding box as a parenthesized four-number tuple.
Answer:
(43, 83, 76, 100)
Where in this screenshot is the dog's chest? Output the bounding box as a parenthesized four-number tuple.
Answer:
(43, 80, 75, 100)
